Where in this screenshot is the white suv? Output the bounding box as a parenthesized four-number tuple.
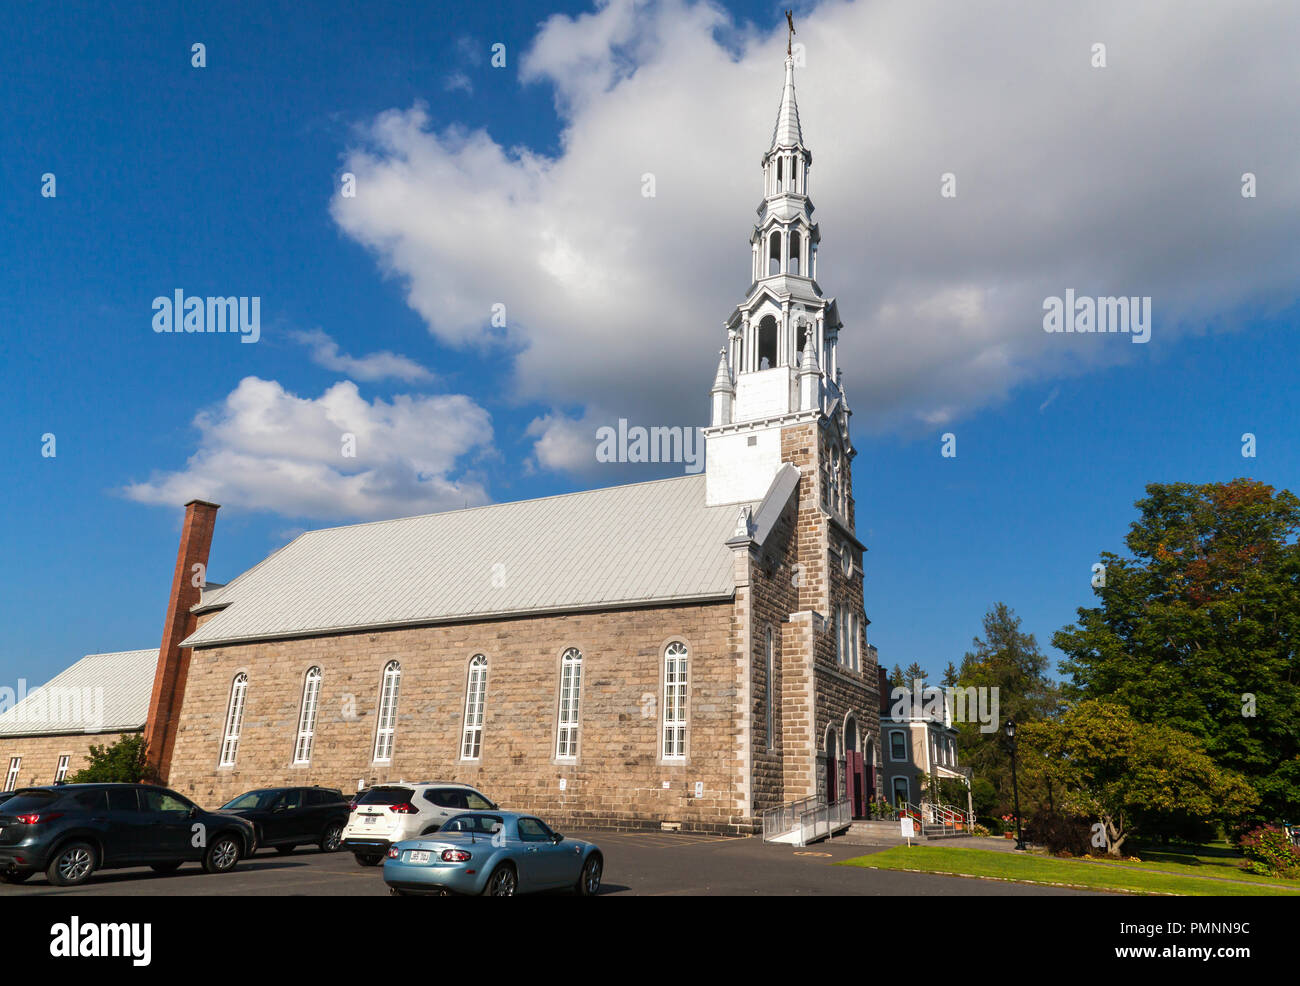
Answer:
(341, 782, 498, 866)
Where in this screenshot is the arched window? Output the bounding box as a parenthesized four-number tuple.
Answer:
(461, 655, 488, 760)
(373, 661, 401, 763)
(796, 322, 809, 362)
(758, 315, 778, 369)
(293, 667, 322, 764)
(790, 232, 801, 276)
(768, 231, 782, 276)
(765, 627, 775, 751)
(556, 648, 583, 759)
(219, 673, 248, 767)
(662, 642, 688, 759)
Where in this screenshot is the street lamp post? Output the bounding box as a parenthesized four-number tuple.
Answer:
(1005, 717, 1026, 851)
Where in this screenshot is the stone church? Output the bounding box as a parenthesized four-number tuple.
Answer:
(37, 54, 885, 835)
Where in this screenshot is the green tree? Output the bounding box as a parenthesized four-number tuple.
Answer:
(68, 734, 152, 784)
(954, 603, 1060, 815)
(889, 664, 905, 688)
(903, 662, 928, 685)
(940, 661, 960, 687)
(1055, 479, 1300, 823)
(1021, 701, 1256, 856)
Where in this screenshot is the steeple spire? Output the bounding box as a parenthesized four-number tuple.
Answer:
(770, 55, 803, 150)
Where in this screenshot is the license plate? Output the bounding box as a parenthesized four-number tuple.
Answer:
(408, 850, 431, 864)
(365, 816, 376, 825)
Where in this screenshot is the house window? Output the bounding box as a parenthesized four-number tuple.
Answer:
(662, 642, 688, 760)
(765, 628, 775, 751)
(461, 655, 488, 760)
(293, 667, 322, 764)
(892, 776, 910, 805)
(373, 661, 401, 763)
(556, 648, 583, 760)
(4, 757, 19, 792)
(54, 754, 70, 783)
(888, 729, 907, 762)
(219, 673, 248, 767)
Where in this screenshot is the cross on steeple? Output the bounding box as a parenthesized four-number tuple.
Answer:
(785, 10, 796, 57)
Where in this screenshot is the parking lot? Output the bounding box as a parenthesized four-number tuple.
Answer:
(0, 830, 1094, 896)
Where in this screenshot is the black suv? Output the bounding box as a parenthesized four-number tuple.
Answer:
(217, 786, 350, 854)
(0, 784, 256, 887)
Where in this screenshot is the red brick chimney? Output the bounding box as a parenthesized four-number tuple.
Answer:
(878, 665, 891, 716)
(143, 499, 219, 782)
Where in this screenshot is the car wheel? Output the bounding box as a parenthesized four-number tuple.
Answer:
(150, 861, 183, 874)
(576, 854, 602, 896)
(320, 823, 344, 853)
(47, 842, 97, 887)
(483, 863, 517, 896)
(202, 834, 241, 874)
(275, 845, 296, 855)
(0, 870, 32, 884)
(389, 887, 408, 896)
(354, 852, 383, 867)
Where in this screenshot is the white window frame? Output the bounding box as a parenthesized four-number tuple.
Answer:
(888, 729, 907, 762)
(4, 757, 19, 792)
(54, 754, 70, 783)
(461, 655, 488, 761)
(219, 673, 248, 767)
(293, 666, 323, 765)
(851, 613, 861, 672)
(373, 661, 401, 763)
(662, 641, 688, 760)
(765, 627, 775, 751)
(556, 648, 583, 760)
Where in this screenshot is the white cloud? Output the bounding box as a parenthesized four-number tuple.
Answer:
(291, 328, 435, 383)
(123, 377, 492, 521)
(444, 72, 473, 95)
(330, 0, 1300, 463)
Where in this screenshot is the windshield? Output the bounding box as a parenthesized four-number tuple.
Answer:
(0, 790, 62, 814)
(221, 790, 278, 811)
(441, 813, 505, 835)
(357, 786, 414, 806)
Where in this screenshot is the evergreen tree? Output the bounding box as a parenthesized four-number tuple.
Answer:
(1055, 479, 1300, 824)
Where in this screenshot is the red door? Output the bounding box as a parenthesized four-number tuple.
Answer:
(842, 754, 855, 811)
(846, 752, 867, 817)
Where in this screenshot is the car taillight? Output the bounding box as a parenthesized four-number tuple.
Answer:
(388, 803, 416, 814)
(441, 849, 471, 862)
(387, 846, 400, 859)
(16, 812, 63, 825)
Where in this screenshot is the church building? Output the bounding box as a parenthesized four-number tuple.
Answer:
(137, 52, 884, 835)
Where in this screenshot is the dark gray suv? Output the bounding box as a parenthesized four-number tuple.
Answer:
(0, 783, 256, 887)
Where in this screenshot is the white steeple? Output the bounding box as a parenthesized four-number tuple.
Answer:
(704, 46, 849, 507)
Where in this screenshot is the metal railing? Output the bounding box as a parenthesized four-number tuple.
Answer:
(760, 795, 820, 842)
(797, 798, 852, 846)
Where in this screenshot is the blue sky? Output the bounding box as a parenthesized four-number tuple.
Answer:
(3, 0, 1297, 689)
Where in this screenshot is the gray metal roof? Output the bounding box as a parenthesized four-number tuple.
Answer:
(183, 474, 755, 648)
(0, 649, 158, 737)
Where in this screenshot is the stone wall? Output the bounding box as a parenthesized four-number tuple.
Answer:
(0, 730, 138, 789)
(167, 602, 751, 834)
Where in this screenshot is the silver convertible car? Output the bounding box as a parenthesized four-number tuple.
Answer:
(382, 811, 603, 896)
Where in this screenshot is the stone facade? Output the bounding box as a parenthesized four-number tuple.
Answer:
(170, 602, 754, 834)
(0, 730, 138, 790)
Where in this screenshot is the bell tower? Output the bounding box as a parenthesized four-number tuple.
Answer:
(704, 52, 850, 507)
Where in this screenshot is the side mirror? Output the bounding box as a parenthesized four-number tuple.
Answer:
(552, 832, 564, 844)
(188, 806, 199, 819)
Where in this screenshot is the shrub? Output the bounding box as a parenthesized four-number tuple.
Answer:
(1238, 825, 1300, 879)
(1026, 808, 1093, 856)
(67, 734, 153, 784)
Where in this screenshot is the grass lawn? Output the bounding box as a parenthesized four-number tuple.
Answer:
(839, 845, 1300, 896)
